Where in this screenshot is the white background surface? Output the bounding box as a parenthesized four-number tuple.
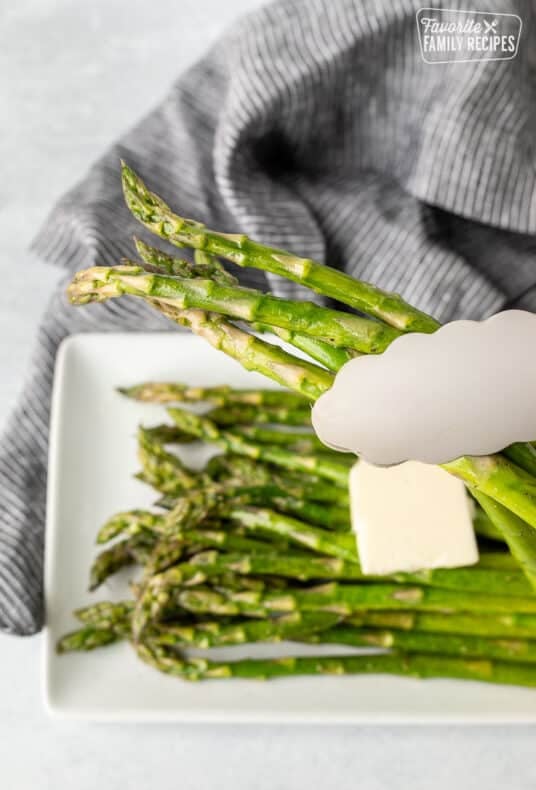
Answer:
(0, 1, 535, 787)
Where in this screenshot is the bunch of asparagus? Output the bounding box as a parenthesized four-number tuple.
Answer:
(58, 384, 536, 687)
(61, 161, 536, 685)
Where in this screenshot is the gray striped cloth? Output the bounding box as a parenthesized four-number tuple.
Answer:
(2, 0, 535, 634)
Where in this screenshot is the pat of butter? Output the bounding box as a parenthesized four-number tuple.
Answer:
(350, 460, 478, 575)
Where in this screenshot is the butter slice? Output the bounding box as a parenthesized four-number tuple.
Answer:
(350, 460, 478, 575)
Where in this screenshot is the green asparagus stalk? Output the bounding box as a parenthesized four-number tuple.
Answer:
(134, 238, 237, 286)
(208, 404, 312, 427)
(70, 600, 536, 644)
(173, 582, 536, 622)
(138, 424, 196, 445)
(96, 480, 352, 547)
(442, 454, 536, 535)
(204, 455, 350, 505)
(155, 305, 333, 401)
(74, 600, 134, 630)
(58, 617, 536, 668)
(154, 479, 351, 530)
(167, 408, 349, 485)
(472, 505, 504, 543)
(57, 625, 123, 653)
(121, 162, 439, 334)
(185, 550, 532, 596)
(477, 552, 518, 570)
(152, 611, 341, 649)
(226, 507, 358, 561)
(97, 510, 166, 545)
(142, 614, 536, 664)
(133, 542, 533, 636)
(141, 529, 294, 576)
(253, 323, 357, 372)
(136, 241, 355, 371)
(230, 426, 351, 461)
(265, 496, 350, 531)
(137, 426, 202, 496)
(496, 442, 536, 479)
(471, 492, 536, 589)
(136, 641, 536, 686)
(118, 382, 309, 409)
(89, 534, 155, 590)
(346, 611, 536, 640)
(146, 419, 340, 458)
(305, 626, 536, 664)
(68, 264, 402, 354)
(57, 610, 339, 654)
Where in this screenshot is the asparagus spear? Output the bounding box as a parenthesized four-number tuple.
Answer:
(118, 382, 310, 409)
(145, 420, 337, 457)
(57, 610, 340, 654)
(204, 455, 350, 505)
(135, 238, 362, 393)
(57, 625, 123, 653)
(228, 425, 324, 452)
(226, 507, 358, 561)
(168, 482, 351, 531)
(136, 239, 356, 371)
(136, 642, 536, 686)
(184, 550, 533, 596)
(472, 449, 536, 587)
(68, 264, 402, 354)
(147, 613, 536, 665)
(137, 426, 202, 496)
(140, 614, 536, 664)
(265, 497, 350, 531)
(96, 480, 351, 547)
(441, 454, 536, 535)
(152, 611, 341, 649)
(74, 600, 134, 630)
(503, 442, 536, 478)
(347, 611, 536, 640)
(173, 582, 536, 622)
(141, 529, 294, 576)
(97, 510, 166, 545)
(89, 534, 155, 590)
(156, 306, 333, 401)
(471, 492, 536, 589)
(472, 505, 504, 543)
(153, 476, 352, 530)
(208, 404, 312, 427)
(138, 424, 196, 445)
(121, 162, 438, 334)
(134, 238, 237, 286)
(58, 616, 536, 669)
(253, 323, 357, 372)
(167, 408, 349, 485)
(135, 547, 531, 628)
(304, 626, 536, 664)
(71, 599, 536, 643)
(477, 552, 518, 570)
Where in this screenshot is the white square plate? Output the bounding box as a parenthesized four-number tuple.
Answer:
(44, 332, 536, 722)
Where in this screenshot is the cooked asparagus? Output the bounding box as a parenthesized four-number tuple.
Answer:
(59, 162, 536, 688)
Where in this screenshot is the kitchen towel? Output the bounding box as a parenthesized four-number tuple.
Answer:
(1, 0, 535, 633)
